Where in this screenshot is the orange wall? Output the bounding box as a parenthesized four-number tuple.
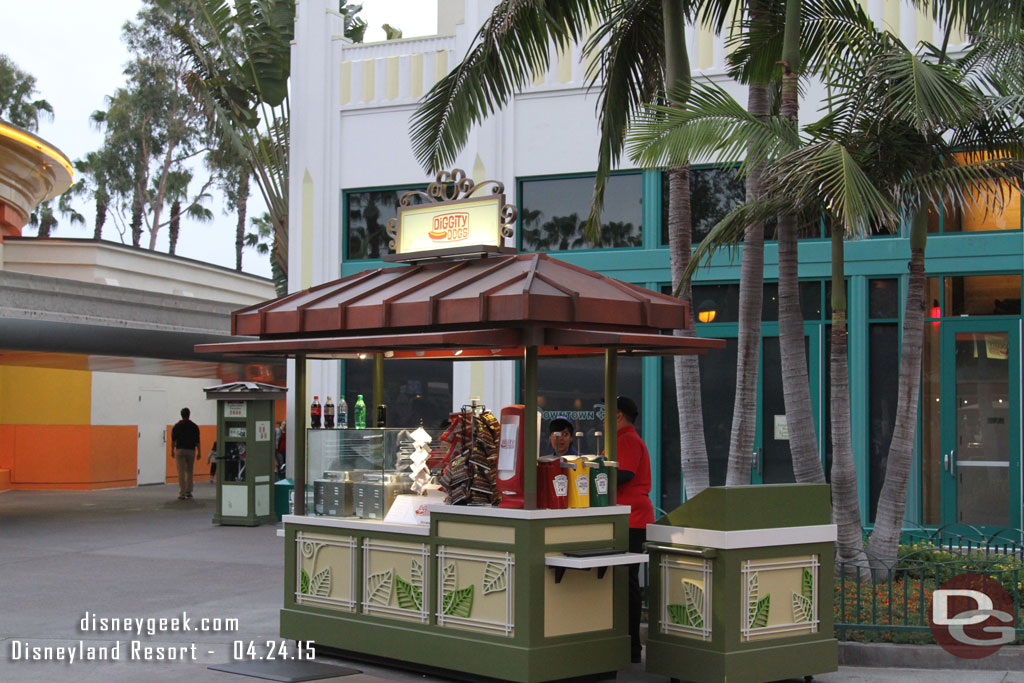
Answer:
(0, 424, 13, 470)
(164, 424, 218, 483)
(7, 425, 136, 489)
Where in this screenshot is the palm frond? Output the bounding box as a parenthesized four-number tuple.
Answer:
(582, 0, 664, 242)
(679, 194, 793, 288)
(410, 0, 599, 174)
(627, 79, 798, 172)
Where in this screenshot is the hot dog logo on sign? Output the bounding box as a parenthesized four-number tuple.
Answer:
(429, 212, 470, 243)
(385, 169, 517, 262)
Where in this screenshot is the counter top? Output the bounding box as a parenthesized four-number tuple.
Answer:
(427, 504, 631, 520)
(282, 514, 430, 536)
(544, 552, 648, 569)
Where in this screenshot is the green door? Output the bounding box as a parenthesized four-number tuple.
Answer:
(940, 319, 1021, 529)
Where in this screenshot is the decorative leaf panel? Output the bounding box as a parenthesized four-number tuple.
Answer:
(396, 575, 423, 611)
(367, 568, 395, 606)
(311, 567, 332, 598)
(444, 585, 475, 617)
(482, 561, 508, 595)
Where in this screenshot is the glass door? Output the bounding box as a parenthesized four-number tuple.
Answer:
(940, 320, 1021, 529)
(752, 330, 821, 484)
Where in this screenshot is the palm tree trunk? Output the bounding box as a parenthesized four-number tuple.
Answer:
(668, 166, 709, 497)
(168, 200, 181, 255)
(130, 186, 144, 248)
(829, 224, 868, 572)
(93, 191, 107, 240)
(777, 213, 823, 482)
(726, 81, 767, 486)
(866, 211, 928, 565)
(235, 172, 249, 271)
(663, 0, 708, 498)
(777, 0, 823, 484)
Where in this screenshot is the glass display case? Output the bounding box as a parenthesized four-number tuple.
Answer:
(305, 428, 435, 520)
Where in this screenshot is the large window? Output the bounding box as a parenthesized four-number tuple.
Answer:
(536, 356, 642, 456)
(661, 166, 745, 245)
(690, 282, 824, 324)
(343, 359, 453, 430)
(927, 156, 1022, 233)
(345, 186, 426, 260)
(519, 173, 642, 251)
(865, 279, 900, 522)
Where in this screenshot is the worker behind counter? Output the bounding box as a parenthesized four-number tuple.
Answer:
(611, 396, 653, 664)
(546, 415, 579, 457)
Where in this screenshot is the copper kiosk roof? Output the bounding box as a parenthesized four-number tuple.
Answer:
(195, 253, 723, 359)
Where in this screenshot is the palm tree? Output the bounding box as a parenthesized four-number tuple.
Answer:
(631, 16, 1024, 564)
(166, 0, 294, 286)
(411, 0, 722, 498)
(72, 153, 112, 240)
(0, 55, 53, 131)
(28, 197, 84, 238)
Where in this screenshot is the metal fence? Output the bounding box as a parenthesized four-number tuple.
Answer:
(834, 527, 1024, 643)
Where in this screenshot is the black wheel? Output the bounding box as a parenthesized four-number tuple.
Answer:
(805, 676, 814, 682)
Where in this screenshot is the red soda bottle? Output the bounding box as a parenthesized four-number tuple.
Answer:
(310, 396, 322, 429)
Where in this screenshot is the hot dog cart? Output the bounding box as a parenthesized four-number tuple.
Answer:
(196, 170, 723, 682)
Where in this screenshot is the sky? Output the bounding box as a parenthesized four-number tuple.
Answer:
(0, 0, 438, 278)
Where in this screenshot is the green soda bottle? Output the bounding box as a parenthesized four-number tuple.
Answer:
(354, 394, 366, 429)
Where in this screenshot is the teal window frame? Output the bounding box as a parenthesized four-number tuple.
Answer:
(341, 183, 427, 263)
(516, 170, 646, 253)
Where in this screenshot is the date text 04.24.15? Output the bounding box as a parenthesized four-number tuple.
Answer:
(232, 640, 315, 661)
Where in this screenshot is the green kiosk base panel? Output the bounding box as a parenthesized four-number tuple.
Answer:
(645, 484, 839, 683)
(280, 505, 640, 683)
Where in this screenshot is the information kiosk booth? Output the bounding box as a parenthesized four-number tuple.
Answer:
(197, 170, 724, 682)
(204, 381, 285, 526)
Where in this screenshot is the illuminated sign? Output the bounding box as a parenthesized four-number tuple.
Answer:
(396, 196, 503, 255)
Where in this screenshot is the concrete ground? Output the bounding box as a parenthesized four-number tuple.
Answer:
(0, 483, 1018, 683)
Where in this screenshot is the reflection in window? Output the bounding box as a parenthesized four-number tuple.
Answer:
(344, 359, 453, 430)
(536, 357, 642, 456)
(761, 282, 824, 321)
(868, 279, 899, 319)
(661, 167, 745, 245)
(520, 174, 642, 251)
(944, 275, 1022, 316)
(345, 187, 426, 260)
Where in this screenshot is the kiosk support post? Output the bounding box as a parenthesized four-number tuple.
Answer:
(294, 354, 307, 515)
(604, 349, 617, 461)
(523, 345, 538, 509)
(372, 353, 385, 420)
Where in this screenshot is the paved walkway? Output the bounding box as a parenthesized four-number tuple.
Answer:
(0, 484, 1018, 682)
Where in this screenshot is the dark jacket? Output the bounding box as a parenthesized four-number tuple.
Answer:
(171, 419, 201, 450)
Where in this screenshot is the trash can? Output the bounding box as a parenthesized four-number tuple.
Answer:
(645, 484, 837, 683)
(274, 478, 293, 522)
(204, 382, 286, 526)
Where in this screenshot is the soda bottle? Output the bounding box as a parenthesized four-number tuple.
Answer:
(354, 395, 366, 429)
(339, 397, 348, 429)
(324, 396, 335, 429)
(310, 396, 322, 429)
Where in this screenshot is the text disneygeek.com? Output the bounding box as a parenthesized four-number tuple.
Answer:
(8, 611, 315, 664)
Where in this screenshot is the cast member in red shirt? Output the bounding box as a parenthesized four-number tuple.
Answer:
(614, 395, 653, 663)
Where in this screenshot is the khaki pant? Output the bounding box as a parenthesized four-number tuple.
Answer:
(174, 448, 196, 497)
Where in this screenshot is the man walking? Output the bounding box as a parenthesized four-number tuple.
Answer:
(171, 407, 201, 500)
